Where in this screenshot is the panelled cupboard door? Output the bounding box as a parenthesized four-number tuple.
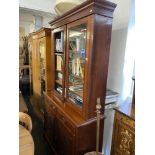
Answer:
(65, 16, 92, 119)
(44, 99, 56, 145)
(53, 117, 74, 155)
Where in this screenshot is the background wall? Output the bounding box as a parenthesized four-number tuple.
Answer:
(19, 10, 54, 35)
(107, 27, 129, 101)
(19, 0, 56, 13)
(19, 9, 55, 66)
(107, 0, 132, 104)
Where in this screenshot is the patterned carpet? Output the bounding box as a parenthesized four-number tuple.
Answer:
(23, 95, 54, 155)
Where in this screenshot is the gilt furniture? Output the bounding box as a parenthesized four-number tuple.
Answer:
(111, 102, 135, 155)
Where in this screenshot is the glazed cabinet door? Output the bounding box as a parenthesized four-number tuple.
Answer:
(38, 38, 46, 114)
(51, 26, 66, 103)
(65, 16, 92, 119)
(28, 38, 33, 95)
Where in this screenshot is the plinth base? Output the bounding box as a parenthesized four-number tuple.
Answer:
(84, 151, 103, 155)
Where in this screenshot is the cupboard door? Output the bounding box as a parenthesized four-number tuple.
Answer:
(44, 101, 56, 145)
(51, 26, 66, 102)
(53, 117, 74, 155)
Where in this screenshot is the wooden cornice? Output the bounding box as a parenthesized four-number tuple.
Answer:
(49, 0, 117, 29)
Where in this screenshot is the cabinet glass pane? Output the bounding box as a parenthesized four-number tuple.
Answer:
(68, 24, 86, 107)
(39, 42, 45, 93)
(54, 31, 64, 95)
(39, 42, 45, 114)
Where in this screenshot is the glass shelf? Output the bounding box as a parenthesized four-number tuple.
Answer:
(55, 52, 64, 56)
(55, 79, 63, 86)
(56, 69, 63, 73)
(55, 50, 64, 53)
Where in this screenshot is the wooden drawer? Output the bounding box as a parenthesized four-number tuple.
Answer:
(45, 96, 57, 115)
(56, 109, 75, 135)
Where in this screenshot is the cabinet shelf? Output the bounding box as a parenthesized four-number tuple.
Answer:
(56, 69, 63, 73)
(54, 50, 64, 53)
(69, 89, 83, 98)
(55, 79, 63, 86)
(70, 74, 83, 80)
(55, 52, 64, 56)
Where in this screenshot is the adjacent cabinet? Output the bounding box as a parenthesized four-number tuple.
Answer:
(111, 104, 135, 155)
(111, 80, 135, 155)
(28, 28, 52, 120)
(44, 0, 116, 155)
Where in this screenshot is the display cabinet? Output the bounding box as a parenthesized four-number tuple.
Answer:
(29, 28, 52, 121)
(44, 0, 116, 154)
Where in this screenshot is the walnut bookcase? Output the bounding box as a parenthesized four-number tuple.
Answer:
(44, 0, 116, 154)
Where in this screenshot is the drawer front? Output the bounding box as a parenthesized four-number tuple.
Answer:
(45, 96, 57, 115)
(56, 109, 75, 135)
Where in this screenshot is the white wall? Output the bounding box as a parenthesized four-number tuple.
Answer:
(107, 27, 128, 99)
(19, 10, 53, 35)
(19, 0, 56, 14)
(106, 0, 131, 103)
(19, 11, 33, 35)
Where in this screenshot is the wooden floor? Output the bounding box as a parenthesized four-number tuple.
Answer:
(22, 94, 54, 155)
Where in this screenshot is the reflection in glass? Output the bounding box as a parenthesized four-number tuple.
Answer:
(39, 42, 45, 114)
(68, 24, 86, 107)
(39, 42, 45, 92)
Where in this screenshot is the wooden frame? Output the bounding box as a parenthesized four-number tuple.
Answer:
(51, 26, 67, 106)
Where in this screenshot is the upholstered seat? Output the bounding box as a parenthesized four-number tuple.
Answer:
(19, 112, 32, 132)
